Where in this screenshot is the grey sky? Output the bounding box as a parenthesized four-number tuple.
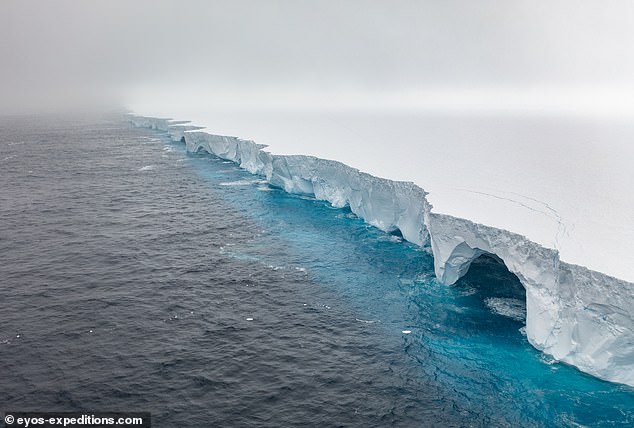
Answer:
(3, 0, 634, 114)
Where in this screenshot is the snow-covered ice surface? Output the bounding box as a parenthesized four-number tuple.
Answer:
(128, 111, 633, 388)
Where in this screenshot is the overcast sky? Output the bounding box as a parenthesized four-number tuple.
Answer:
(3, 0, 634, 115)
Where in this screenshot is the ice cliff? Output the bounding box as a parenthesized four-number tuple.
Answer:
(129, 115, 634, 388)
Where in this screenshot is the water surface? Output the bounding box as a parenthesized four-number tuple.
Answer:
(0, 116, 631, 427)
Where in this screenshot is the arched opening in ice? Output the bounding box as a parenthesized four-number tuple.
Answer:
(194, 145, 210, 155)
(129, 115, 634, 387)
(388, 227, 403, 238)
(456, 253, 527, 326)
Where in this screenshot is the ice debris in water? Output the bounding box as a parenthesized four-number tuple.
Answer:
(484, 297, 526, 322)
(219, 179, 259, 186)
(355, 318, 380, 324)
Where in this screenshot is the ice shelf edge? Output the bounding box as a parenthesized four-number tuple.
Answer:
(129, 114, 634, 388)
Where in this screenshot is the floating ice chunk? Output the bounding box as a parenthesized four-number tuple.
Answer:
(484, 297, 526, 322)
(219, 179, 259, 186)
(355, 318, 380, 324)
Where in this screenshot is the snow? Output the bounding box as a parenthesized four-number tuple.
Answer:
(141, 111, 634, 283)
(128, 112, 634, 388)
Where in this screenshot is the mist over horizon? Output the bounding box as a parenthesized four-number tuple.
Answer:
(3, 0, 634, 117)
(2, 3, 634, 425)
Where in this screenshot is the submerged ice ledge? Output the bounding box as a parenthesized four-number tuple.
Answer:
(129, 114, 634, 388)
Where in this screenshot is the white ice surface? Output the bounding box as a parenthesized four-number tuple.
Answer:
(128, 108, 634, 387)
(131, 108, 634, 283)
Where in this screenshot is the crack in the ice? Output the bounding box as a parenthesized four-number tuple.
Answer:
(455, 188, 567, 251)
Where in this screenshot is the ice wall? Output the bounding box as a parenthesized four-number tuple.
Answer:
(129, 114, 634, 388)
(427, 213, 634, 387)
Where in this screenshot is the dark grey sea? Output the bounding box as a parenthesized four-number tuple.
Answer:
(0, 115, 632, 427)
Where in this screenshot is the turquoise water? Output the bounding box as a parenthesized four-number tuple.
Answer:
(182, 138, 634, 427)
(2, 117, 630, 427)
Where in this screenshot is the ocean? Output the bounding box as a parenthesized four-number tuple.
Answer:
(0, 115, 632, 427)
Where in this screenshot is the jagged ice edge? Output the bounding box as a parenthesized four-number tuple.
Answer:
(129, 114, 634, 388)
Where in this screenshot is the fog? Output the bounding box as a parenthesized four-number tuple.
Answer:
(3, 0, 634, 115)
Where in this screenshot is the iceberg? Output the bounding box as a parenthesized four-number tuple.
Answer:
(129, 114, 634, 388)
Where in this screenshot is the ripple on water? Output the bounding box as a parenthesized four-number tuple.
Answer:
(0, 117, 631, 428)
